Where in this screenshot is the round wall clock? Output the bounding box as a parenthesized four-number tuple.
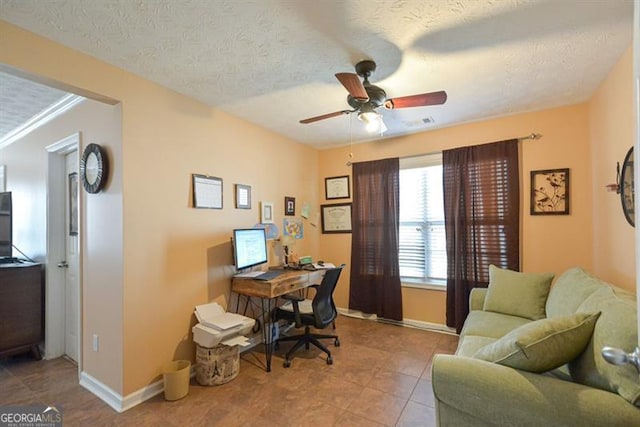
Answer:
(620, 146, 634, 227)
(80, 143, 108, 194)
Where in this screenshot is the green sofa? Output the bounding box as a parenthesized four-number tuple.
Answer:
(432, 267, 640, 426)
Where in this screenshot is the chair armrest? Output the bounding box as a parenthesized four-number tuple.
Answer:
(469, 287, 488, 311)
(432, 355, 640, 426)
(279, 295, 303, 326)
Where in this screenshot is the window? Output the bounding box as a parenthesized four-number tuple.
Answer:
(399, 154, 447, 287)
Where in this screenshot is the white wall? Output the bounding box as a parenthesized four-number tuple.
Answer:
(0, 98, 124, 394)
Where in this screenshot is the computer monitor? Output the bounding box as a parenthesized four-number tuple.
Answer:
(233, 228, 268, 271)
(0, 192, 12, 258)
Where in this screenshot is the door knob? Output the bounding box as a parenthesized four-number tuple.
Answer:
(57, 261, 69, 268)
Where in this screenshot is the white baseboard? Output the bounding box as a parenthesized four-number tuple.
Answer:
(79, 371, 128, 413)
(80, 365, 196, 413)
(336, 307, 457, 335)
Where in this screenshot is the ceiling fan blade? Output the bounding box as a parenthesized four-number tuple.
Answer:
(299, 110, 351, 124)
(335, 73, 369, 101)
(384, 90, 447, 109)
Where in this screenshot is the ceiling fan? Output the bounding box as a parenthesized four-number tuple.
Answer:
(299, 60, 447, 132)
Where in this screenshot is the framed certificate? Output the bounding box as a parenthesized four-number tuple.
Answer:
(261, 201, 274, 224)
(325, 175, 350, 199)
(321, 203, 352, 233)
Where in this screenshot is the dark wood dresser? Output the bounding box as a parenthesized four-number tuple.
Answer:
(0, 262, 44, 359)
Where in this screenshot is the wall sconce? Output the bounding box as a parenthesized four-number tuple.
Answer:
(605, 162, 621, 194)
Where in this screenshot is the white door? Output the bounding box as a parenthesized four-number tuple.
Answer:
(64, 151, 80, 362)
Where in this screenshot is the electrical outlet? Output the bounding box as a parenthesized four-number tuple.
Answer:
(93, 334, 99, 352)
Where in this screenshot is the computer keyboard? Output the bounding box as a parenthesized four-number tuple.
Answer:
(255, 270, 285, 281)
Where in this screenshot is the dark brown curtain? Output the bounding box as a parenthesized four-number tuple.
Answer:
(349, 158, 403, 321)
(443, 139, 520, 333)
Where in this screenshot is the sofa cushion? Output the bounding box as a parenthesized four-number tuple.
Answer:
(460, 310, 532, 339)
(546, 267, 605, 318)
(456, 335, 497, 357)
(572, 286, 640, 405)
(472, 312, 601, 373)
(483, 265, 554, 320)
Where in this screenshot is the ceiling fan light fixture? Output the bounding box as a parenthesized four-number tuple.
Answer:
(358, 111, 387, 134)
(358, 111, 379, 132)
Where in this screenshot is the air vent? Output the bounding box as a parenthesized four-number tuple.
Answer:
(403, 116, 435, 127)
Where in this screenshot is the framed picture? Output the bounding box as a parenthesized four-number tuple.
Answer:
(235, 184, 251, 209)
(321, 203, 352, 233)
(325, 175, 350, 199)
(192, 174, 223, 209)
(261, 201, 274, 224)
(285, 196, 295, 216)
(68, 172, 79, 236)
(530, 168, 570, 215)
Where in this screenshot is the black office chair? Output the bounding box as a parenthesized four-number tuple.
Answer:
(273, 265, 344, 367)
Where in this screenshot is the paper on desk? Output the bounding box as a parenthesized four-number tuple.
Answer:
(312, 262, 336, 269)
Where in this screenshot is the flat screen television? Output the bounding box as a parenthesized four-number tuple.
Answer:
(0, 192, 12, 258)
(233, 228, 267, 271)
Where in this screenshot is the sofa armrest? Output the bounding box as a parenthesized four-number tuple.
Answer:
(469, 288, 488, 311)
(432, 354, 640, 427)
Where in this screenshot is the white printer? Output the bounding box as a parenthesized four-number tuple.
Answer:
(192, 302, 255, 348)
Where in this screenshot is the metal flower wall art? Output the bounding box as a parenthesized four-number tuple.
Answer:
(530, 168, 570, 215)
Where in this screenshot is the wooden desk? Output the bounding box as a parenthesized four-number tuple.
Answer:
(231, 269, 323, 371)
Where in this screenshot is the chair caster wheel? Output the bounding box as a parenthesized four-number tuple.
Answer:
(326, 356, 333, 365)
(335, 338, 340, 347)
(283, 360, 291, 368)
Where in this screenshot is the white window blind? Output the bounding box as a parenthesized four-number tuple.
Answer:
(399, 154, 446, 285)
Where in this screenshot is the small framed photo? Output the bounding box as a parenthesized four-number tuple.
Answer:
(261, 201, 274, 224)
(285, 196, 295, 216)
(321, 203, 352, 233)
(235, 184, 251, 209)
(530, 168, 570, 215)
(325, 175, 350, 199)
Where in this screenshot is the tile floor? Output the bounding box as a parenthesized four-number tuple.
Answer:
(0, 315, 458, 426)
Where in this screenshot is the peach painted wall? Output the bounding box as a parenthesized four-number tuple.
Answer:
(319, 103, 595, 325)
(589, 46, 635, 290)
(0, 21, 320, 395)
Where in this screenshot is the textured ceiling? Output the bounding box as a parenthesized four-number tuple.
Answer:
(0, 71, 69, 142)
(0, 0, 634, 149)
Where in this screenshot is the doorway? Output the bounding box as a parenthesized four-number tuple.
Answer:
(46, 133, 81, 369)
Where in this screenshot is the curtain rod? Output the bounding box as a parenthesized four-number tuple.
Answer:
(346, 132, 543, 166)
(519, 133, 543, 141)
